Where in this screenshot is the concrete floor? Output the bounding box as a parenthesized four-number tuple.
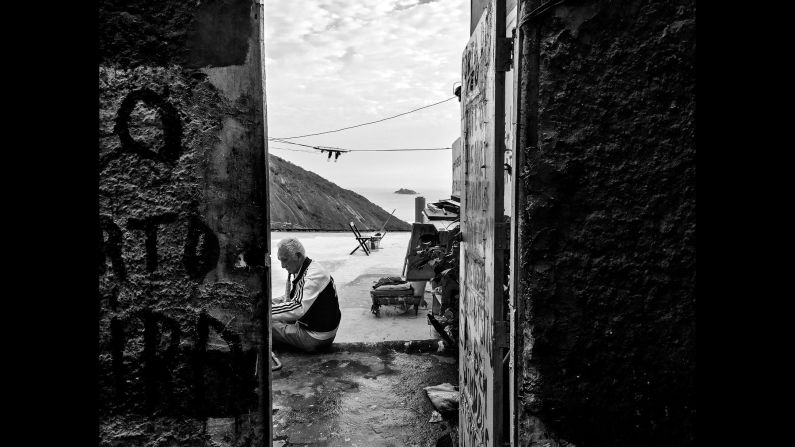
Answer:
(271, 344, 458, 447)
(268, 233, 455, 446)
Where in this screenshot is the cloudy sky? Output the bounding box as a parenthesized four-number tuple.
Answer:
(263, 0, 469, 193)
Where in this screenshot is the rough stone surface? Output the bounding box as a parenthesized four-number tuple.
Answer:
(516, 0, 695, 445)
(269, 155, 412, 232)
(99, 0, 251, 68)
(271, 348, 459, 447)
(99, 1, 268, 445)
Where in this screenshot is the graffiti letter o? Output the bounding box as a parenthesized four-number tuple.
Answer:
(113, 88, 183, 164)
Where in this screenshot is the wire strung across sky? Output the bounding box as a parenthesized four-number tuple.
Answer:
(269, 137, 451, 152)
(270, 96, 457, 140)
(269, 146, 318, 154)
(344, 147, 451, 152)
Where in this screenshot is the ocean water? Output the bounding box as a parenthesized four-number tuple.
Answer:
(354, 186, 453, 225)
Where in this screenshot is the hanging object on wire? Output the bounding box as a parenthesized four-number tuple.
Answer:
(315, 146, 348, 162)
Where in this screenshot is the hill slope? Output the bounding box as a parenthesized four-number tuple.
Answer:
(268, 154, 411, 231)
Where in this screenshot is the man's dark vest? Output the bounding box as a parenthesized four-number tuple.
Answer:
(293, 257, 341, 332)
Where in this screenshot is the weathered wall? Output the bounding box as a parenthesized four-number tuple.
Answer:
(451, 137, 462, 199)
(98, 1, 270, 445)
(515, 0, 695, 445)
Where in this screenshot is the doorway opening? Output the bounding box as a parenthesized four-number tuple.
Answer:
(261, 1, 519, 446)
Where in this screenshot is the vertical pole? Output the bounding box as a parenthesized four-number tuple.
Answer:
(415, 196, 426, 223)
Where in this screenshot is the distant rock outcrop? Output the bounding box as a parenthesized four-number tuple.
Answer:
(394, 188, 418, 194)
(269, 154, 412, 231)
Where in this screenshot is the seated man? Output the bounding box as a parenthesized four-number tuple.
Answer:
(271, 237, 341, 352)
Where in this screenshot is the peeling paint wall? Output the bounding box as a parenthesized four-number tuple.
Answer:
(98, 1, 270, 445)
(515, 0, 695, 445)
(451, 137, 462, 198)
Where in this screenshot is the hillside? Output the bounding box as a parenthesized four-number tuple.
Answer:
(268, 154, 412, 231)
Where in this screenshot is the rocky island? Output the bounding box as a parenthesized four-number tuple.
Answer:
(394, 188, 418, 194)
(269, 154, 412, 231)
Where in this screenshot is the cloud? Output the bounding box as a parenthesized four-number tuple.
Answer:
(392, 0, 441, 12)
(263, 0, 468, 190)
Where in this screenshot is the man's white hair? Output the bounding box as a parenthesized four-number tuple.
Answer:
(277, 237, 305, 257)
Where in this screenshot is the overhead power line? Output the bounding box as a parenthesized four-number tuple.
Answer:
(348, 147, 450, 152)
(269, 137, 450, 152)
(269, 138, 347, 151)
(269, 146, 317, 154)
(271, 96, 457, 140)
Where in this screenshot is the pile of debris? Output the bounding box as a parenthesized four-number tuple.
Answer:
(424, 382, 460, 446)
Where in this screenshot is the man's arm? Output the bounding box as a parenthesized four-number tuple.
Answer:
(271, 273, 293, 304)
(271, 265, 330, 321)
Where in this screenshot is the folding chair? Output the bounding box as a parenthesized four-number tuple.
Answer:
(348, 222, 373, 255)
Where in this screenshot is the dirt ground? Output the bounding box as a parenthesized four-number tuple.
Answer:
(271, 343, 459, 447)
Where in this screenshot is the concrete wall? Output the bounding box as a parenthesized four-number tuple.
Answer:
(98, 1, 270, 445)
(514, 0, 695, 445)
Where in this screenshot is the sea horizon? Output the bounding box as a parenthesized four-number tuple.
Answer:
(353, 185, 453, 225)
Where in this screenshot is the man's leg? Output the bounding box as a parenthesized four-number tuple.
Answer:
(271, 320, 294, 349)
(271, 321, 331, 352)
